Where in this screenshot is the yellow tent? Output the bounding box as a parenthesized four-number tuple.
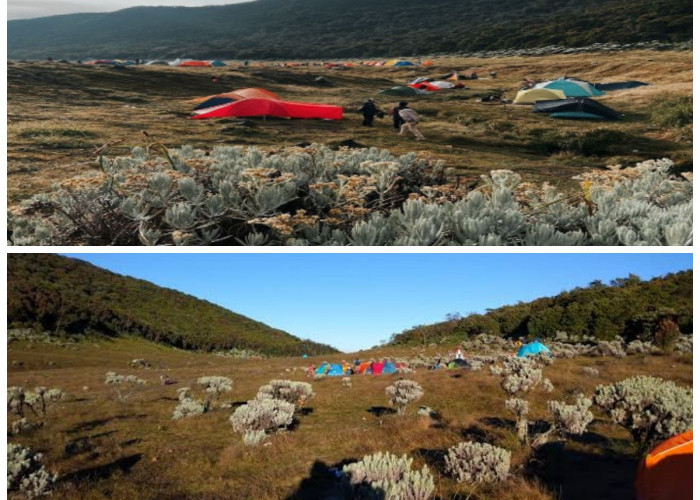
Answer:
(513, 88, 566, 104)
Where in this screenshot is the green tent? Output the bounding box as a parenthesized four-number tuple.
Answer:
(379, 86, 424, 96)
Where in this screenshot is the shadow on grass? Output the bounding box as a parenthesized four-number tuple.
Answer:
(60, 453, 143, 485)
(284, 459, 356, 500)
(67, 414, 147, 433)
(366, 406, 397, 417)
(527, 441, 636, 500)
(459, 424, 494, 444)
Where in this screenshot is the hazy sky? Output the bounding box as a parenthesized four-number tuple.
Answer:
(7, 0, 252, 20)
(62, 253, 691, 352)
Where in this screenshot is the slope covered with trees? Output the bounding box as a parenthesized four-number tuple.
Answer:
(7, 254, 338, 356)
(7, 0, 692, 60)
(389, 271, 692, 346)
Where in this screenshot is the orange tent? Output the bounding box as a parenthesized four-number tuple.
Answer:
(357, 362, 372, 374)
(636, 431, 692, 500)
(188, 88, 281, 106)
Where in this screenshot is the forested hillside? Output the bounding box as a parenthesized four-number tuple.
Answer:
(8, 0, 692, 60)
(390, 271, 692, 346)
(7, 254, 338, 356)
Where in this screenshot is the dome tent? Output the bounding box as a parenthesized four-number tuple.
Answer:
(533, 98, 622, 120)
(636, 431, 692, 500)
(517, 340, 551, 358)
(534, 77, 604, 97)
(513, 88, 566, 104)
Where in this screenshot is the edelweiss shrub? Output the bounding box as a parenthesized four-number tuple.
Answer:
(594, 376, 692, 452)
(256, 380, 314, 407)
(8, 443, 56, 499)
(582, 367, 600, 377)
(230, 398, 295, 446)
(444, 442, 510, 484)
(531, 394, 594, 448)
(342, 377, 352, 388)
(342, 452, 435, 500)
(589, 340, 627, 358)
(385, 380, 424, 414)
(8, 387, 65, 434)
(104, 372, 147, 402)
(197, 376, 233, 403)
(505, 398, 530, 442)
(675, 335, 692, 353)
(10, 151, 691, 247)
(172, 388, 209, 420)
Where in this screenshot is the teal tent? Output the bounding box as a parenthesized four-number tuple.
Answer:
(535, 78, 604, 97)
(315, 363, 329, 375)
(210, 60, 227, 67)
(517, 340, 552, 358)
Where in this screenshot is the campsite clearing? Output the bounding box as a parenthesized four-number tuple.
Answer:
(7, 50, 692, 207)
(7, 336, 692, 500)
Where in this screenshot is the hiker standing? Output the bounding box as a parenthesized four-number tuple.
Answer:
(358, 98, 381, 126)
(390, 101, 408, 130)
(455, 347, 464, 360)
(398, 104, 425, 140)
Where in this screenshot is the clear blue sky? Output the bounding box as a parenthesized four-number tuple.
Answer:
(63, 253, 691, 352)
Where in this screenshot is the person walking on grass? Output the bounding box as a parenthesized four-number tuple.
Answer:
(358, 98, 382, 126)
(398, 103, 425, 140)
(390, 101, 407, 130)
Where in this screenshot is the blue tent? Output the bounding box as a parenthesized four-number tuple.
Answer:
(210, 60, 227, 67)
(393, 61, 414, 66)
(315, 362, 329, 375)
(517, 340, 552, 358)
(382, 361, 397, 374)
(327, 363, 345, 376)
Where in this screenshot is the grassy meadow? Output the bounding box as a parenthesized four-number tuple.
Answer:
(7, 49, 692, 207)
(7, 336, 693, 500)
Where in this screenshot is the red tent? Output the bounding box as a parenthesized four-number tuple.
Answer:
(179, 61, 211, 67)
(409, 82, 443, 91)
(636, 431, 692, 500)
(191, 98, 343, 120)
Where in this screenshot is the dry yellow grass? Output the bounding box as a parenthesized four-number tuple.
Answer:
(7, 337, 692, 500)
(7, 49, 692, 208)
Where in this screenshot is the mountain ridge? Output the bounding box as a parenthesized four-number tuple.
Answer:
(7, 0, 692, 60)
(7, 254, 339, 356)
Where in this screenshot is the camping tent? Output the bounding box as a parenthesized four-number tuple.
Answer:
(517, 340, 552, 358)
(636, 431, 692, 500)
(533, 98, 622, 120)
(371, 362, 385, 375)
(379, 86, 426, 96)
(448, 358, 470, 369)
(357, 361, 372, 374)
(535, 78, 604, 97)
(210, 60, 227, 67)
(430, 80, 456, 89)
(382, 361, 397, 374)
(191, 98, 343, 120)
(179, 60, 211, 67)
(327, 363, 345, 376)
(513, 88, 566, 104)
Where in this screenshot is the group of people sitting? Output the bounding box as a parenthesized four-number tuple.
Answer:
(357, 99, 425, 140)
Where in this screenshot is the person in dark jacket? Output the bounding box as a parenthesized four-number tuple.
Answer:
(390, 101, 408, 130)
(358, 98, 381, 126)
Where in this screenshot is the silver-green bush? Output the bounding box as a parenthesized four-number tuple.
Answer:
(7, 443, 56, 498)
(444, 442, 510, 483)
(255, 379, 314, 408)
(230, 398, 295, 446)
(594, 375, 692, 452)
(104, 372, 147, 402)
(342, 451, 435, 500)
(10, 147, 691, 247)
(385, 380, 424, 414)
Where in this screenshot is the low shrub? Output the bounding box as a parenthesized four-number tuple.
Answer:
(7, 443, 56, 498)
(594, 375, 692, 453)
(342, 451, 435, 500)
(230, 398, 295, 446)
(104, 372, 147, 402)
(444, 442, 510, 483)
(385, 379, 424, 414)
(255, 380, 314, 408)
